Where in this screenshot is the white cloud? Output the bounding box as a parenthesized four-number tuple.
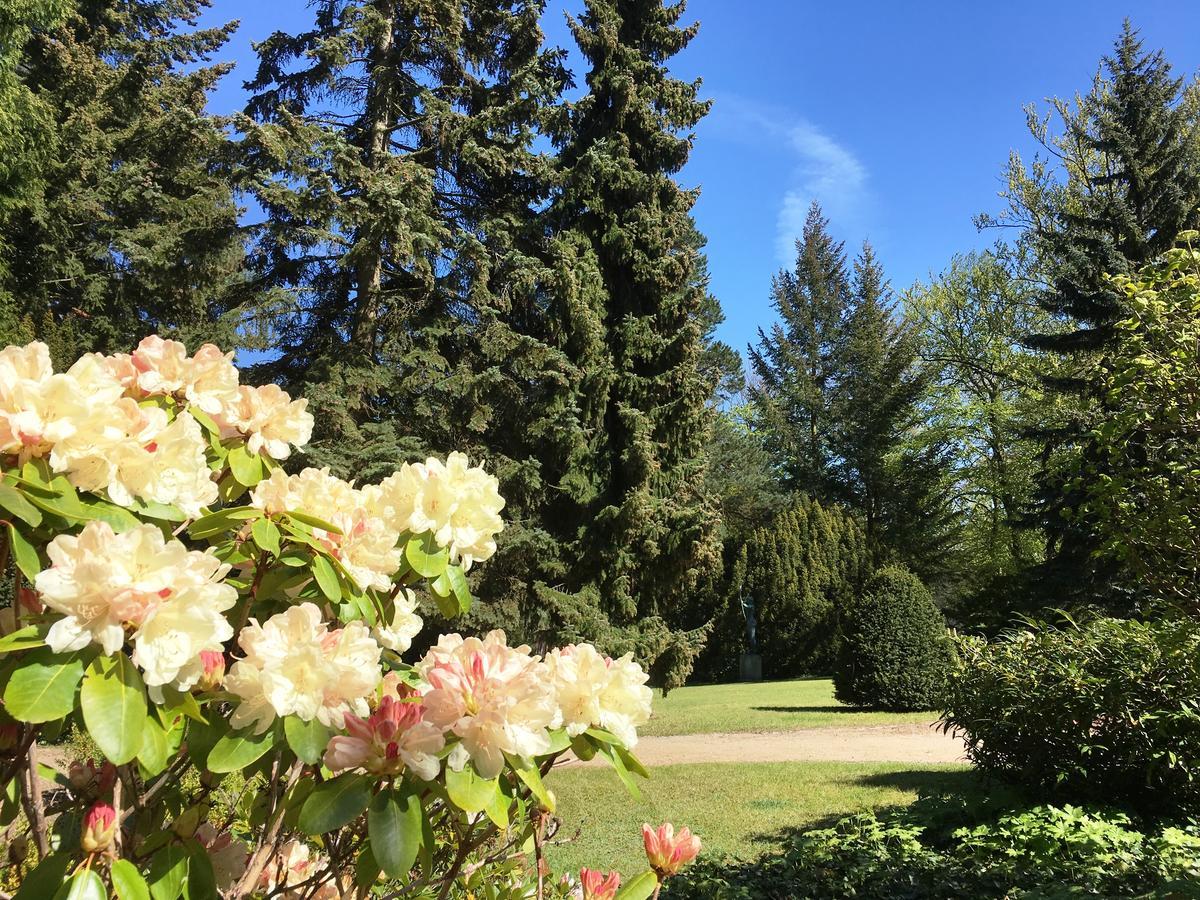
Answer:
(705, 96, 870, 265)
(774, 121, 867, 263)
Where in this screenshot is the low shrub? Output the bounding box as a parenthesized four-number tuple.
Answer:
(943, 615, 1200, 816)
(665, 803, 1200, 899)
(833, 566, 955, 711)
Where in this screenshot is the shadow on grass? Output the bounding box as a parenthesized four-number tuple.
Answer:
(750, 705, 871, 714)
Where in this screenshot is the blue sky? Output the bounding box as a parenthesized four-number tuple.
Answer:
(197, 1, 1200, 360)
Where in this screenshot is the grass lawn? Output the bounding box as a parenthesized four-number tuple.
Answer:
(544, 760, 975, 879)
(641, 678, 934, 736)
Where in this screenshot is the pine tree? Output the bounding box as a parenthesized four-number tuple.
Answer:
(987, 23, 1200, 605)
(549, 0, 721, 627)
(0, 0, 246, 357)
(749, 202, 850, 499)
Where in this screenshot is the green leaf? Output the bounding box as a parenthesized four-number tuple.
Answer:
(8, 522, 41, 579)
(298, 773, 372, 835)
(148, 844, 188, 900)
(445, 763, 501, 815)
(206, 723, 276, 773)
(284, 716, 330, 765)
(111, 859, 151, 900)
(182, 840, 218, 900)
(311, 553, 341, 602)
(3, 646, 88, 723)
(227, 445, 264, 487)
(614, 744, 650, 779)
(615, 871, 659, 900)
(81, 653, 147, 765)
(596, 742, 642, 801)
(138, 716, 170, 776)
(13, 853, 72, 900)
(0, 624, 43, 654)
(77, 500, 142, 532)
(445, 565, 472, 614)
(405, 532, 448, 579)
(286, 510, 342, 534)
(0, 482, 42, 526)
(368, 788, 423, 879)
(508, 755, 555, 811)
(188, 506, 257, 539)
(251, 517, 282, 556)
(53, 869, 106, 900)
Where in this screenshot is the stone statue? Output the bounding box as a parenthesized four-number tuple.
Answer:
(740, 594, 759, 653)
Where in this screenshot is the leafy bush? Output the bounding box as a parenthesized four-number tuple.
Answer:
(943, 615, 1200, 816)
(833, 566, 954, 710)
(665, 803, 1200, 899)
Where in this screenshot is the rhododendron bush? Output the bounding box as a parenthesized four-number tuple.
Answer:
(0, 338, 691, 900)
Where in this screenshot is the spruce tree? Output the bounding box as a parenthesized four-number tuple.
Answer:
(748, 202, 850, 499)
(550, 0, 721, 627)
(241, 1, 586, 633)
(0, 0, 246, 358)
(987, 23, 1200, 605)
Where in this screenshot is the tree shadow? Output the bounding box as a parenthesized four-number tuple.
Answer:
(750, 705, 888, 714)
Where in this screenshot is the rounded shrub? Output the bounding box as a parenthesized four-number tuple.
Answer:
(943, 615, 1200, 817)
(833, 566, 954, 711)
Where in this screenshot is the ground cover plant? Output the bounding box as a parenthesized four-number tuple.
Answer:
(0, 336, 695, 899)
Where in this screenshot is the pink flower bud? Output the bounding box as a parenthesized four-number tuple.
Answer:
(195, 650, 225, 691)
(580, 868, 621, 900)
(80, 802, 117, 853)
(642, 823, 701, 878)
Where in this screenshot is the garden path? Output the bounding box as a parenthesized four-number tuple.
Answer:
(567, 723, 967, 767)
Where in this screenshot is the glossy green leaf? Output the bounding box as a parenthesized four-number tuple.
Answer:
(509, 755, 555, 811)
(0, 624, 43, 654)
(298, 773, 372, 835)
(138, 716, 170, 775)
(53, 869, 106, 900)
(445, 565, 472, 614)
(182, 839, 218, 900)
(286, 510, 342, 534)
(368, 788, 423, 879)
(596, 742, 642, 801)
(445, 763, 501, 815)
(405, 532, 448, 579)
(148, 844, 188, 900)
(206, 723, 276, 773)
(615, 871, 659, 900)
(251, 517, 282, 556)
(13, 853, 72, 900)
(111, 859, 151, 900)
(0, 482, 42, 526)
(227, 445, 264, 487)
(284, 715, 330, 765)
(81, 653, 147, 765)
(311, 553, 340, 601)
(8, 522, 40, 579)
(3, 646, 88, 723)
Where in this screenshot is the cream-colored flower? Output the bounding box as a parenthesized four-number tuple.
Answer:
(251, 468, 401, 591)
(546, 644, 652, 747)
(226, 603, 382, 734)
(183, 344, 240, 415)
(369, 452, 504, 569)
(35, 522, 236, 678)
(130, 336, 191, 396)
(106, 411, 219, 517)
(258, 840, 339, 899)
(219, 384, 313, 460)
(372, 589, 423, 654)
(417, 630, 555, 778)
(598, 652, 653, 748)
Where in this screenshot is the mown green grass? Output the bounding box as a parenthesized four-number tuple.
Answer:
(544, 760, 975, 879)
(641, 678, 935, 737)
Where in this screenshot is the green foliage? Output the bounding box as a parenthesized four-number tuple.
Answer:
(984, 24, 1200, 608)
(704, 496, 868, 680)
(1072, 237, 1200, 605)
(666, 804, 1200, 899)
(834, 566, 954, 711)
(943, 615, 1200, 816)
(0, 0, 247, 354)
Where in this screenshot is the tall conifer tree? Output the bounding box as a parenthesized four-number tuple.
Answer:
(0, 0, 246, 357)
(549, 0, 720, 627)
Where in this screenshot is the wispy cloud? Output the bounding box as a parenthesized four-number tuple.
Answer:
(706, 96, 870, 264)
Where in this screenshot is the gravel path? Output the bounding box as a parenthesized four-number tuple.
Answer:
(567, 723, 968, 767)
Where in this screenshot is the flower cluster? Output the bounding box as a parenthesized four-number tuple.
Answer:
(0, 338, 312, 516)
(367, 451, 505, 568)
(36, 521, 236, 694)
(225, 603, 382, 733)
(546, 644, 654, 748)
(251, 467, 401, 591)
(324, 688, 444, 779)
